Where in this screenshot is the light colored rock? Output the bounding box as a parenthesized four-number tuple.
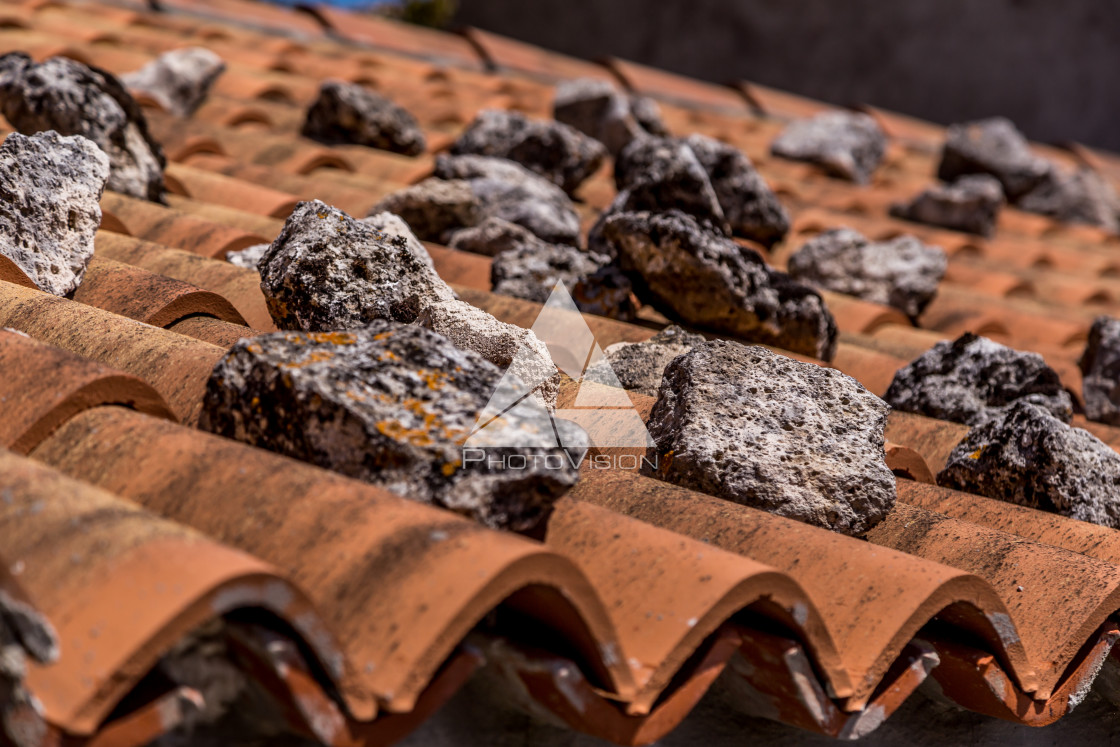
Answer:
(1017, 167, 1120, 232)
(770, 111, 886, 183)
(361, 210, 436, 266)
(0, 53, 166, 202)
(889, 174, 1005, 237)
(603, 210, 838, 360)
(938, 401, 1120, 528)
(1079, 316, 1120, 425)
(937, 116, 1052, 201)
(884, 332, 1073, 427)
(787, 228, 947, 320)
(584, 325, 705, 397)
(259, 200, 455, 331)
(448, 216, 540, 257)
(200, 321, 587, 531)
(369, 178, 481, 244)
(645, 341, 896, 536)
(225, 242, 268, 271)
(0, 131, 109, 296)
(121, 46, 225, 116)
(301, 79, 425, 156)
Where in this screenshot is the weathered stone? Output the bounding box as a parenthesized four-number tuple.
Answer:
(433, 154, 581, 245)
(937, 401, 1120, 528)
(645, 341, 895, 535)
(120, 47, 225, 117)
(553, 77, 643, 156)
(1017, 167, 1120, 233)
(889, 174, 1005, 237)
(603, 210, 838, 360)
(301, 79, 425, 156)
(787, 228, 947, 320)
(260, 200, 455, 331)
(770, 111, 886, 183)
(884, 333, 1073, 427)
(225, 242, 268, 271)
(585, 325, 705, 397)
(361, 210, 433, 263)
(937, 117, 1052, 201)
(368, 178, 481, 244)
(0, 589, 58, 747)
(684, 133, 790, 247)
(629, 94, 669, 137)
(1079, 316, 1120, 425)
(200, 322, 587, 531)
(450, 108, 607, 194)
(489, 240, 638, 321)
(0, 131, 109, 296)
(448, 217, 540, 257)
(0, 53, 167, 202)
(415, 298, 560, 409)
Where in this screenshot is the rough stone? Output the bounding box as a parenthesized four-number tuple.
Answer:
(301, 79, 426, 156)
(415, 299, 560, 409)
(259, 200, 455, 331)
(0, 589, 58, 747)
(1079, 316, 1120, 425)
(629, 94, 669, 137)
(889, 174, 1005, 237)
(448, 217, 540, 257)
(433, 154, 581, 245)
(585, 325, 705, 397)
(367, 178, 481, 244)
(645, 341, 895, 536)
(938, 401, 1120, 529)
(786, 228, 947, 320)
(603, 210, 838, 360)
(770, 111, 886, 183)
(684, 133, 790, 247)
(937, 117, 1053, 201)
(1017, 167, 1120, 233)
(552, 77, 667, 156)
(361, 210, 433, 263)
(0, 131, 110, 296)
(450, 108, 607, 194)
(120, 47, 225, 117)
(884, 332, 1073, 427)
(199, 322, 587, 531)
(490, 240, 637, 320)
(225, 242, 268, 271)
(0, 53, 167, 202)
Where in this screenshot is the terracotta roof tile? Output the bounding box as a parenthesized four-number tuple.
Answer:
(165, 161, 300, 218)
(461, 26, 617, 82)
(606, 57, 750, 113)
(303, 6, 483, 68)
(101, 191, 269, 258)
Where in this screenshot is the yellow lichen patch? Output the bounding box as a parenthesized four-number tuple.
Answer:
(968, 447, 984, 460)
(377, 350, 399, 362)
(246, 343, 263, 354)
(316, 209, 328, 219)
(417, 368, 451, 391)
(308, 331, 357, 345)
(280, 350, 335, 368)
(250, 396, 260, 408)
(373, 331, 393, 341)
(376, 420, 435, 447)
(441, 459, 462, 477)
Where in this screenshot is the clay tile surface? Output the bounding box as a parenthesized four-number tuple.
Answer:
(461, 26, 618, 81)
(606, 57, 751, 112)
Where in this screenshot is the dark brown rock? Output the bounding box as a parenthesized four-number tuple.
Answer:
(889, 174, 1005, 237)
(584, 325, 705, 397)
(301, 79, 426, 156)
(1079, 316, 1120, 425)
(937, 117, 1052, 201)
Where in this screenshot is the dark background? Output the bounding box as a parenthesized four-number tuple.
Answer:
(453, 0, 1120, 151)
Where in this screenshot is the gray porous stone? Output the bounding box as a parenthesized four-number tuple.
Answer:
(415, 298, 560, 409)
(884, 332, 1073, 427)
(0, 53, 167, 203)
(645, 341, 895, 536)
(786, 228, 947, 320)
(1079, 316, 1120, 425)
(225, 242, 268, 271)
(1017, 167, 1120, 233)
(552, 77, 644, 156)
(684, 133, 790, 247)
(447, 216, 539, 257)
(432, 154, 581, 246)
(367, 178, 481, 244)
(301, 79, 426, 156)
(450, 108, 607, 195)
(629, 94, 669, 137)
(199, 321, 587, 531)
(259, 200, 455, 331)
(936, 117, 1052, 201)
(361, 210, 435, 265)
(489, 240, 637, 320)
(584, 325, 705, 397)
(889, 174, 1005, 237)
(0, 131, 109, 296)
(120, 47, 225, 117)
(603, 210, 838, 360)
(770, 111, 886, 184)
(937, 401, 1120, 528)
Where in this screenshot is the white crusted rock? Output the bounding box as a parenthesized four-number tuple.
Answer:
(259, 200, 455, 330)
(121, 47, 225, 116)
(770, 111, 886, 183)
(301, 79, 425, 156)
(225, 242, 269, 271)
(889, 174, 1005, 237)
(646, 341, 896, 536)
(0, 131, 109, 296)
(0, 53, 166, 202)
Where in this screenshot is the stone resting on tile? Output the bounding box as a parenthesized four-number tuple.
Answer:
(552, 76, 668, 156)
(644, 340, 896, 536)
(0, 53, 167, 203)
(121, 47, 226, 117)
(889, 174, 1005, 237)
(301, 79, 426, 156)
(1080, 316, 1120, 426)
(770, 110, 887, 184)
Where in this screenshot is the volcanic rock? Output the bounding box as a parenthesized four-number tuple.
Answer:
(584, 325, 705, 397)
(1017, 167, 1120, 233)
(889, 174, 1005, 237)
(0, 131, 109, 296)
(1079, 316, 1120, 425)
(770, 111, 886, 183)
(121, 47, 225, 116)
(884, 333, 1073, 427)
(448, 217, 540, 257)
(0, 53, 166, 202)
(301, 79, 425, 156)
(646, 341, 895, 535)
(367, 178, 481, 244)
(787, 228, 947, 320)
(937, 117, 1052, 201)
